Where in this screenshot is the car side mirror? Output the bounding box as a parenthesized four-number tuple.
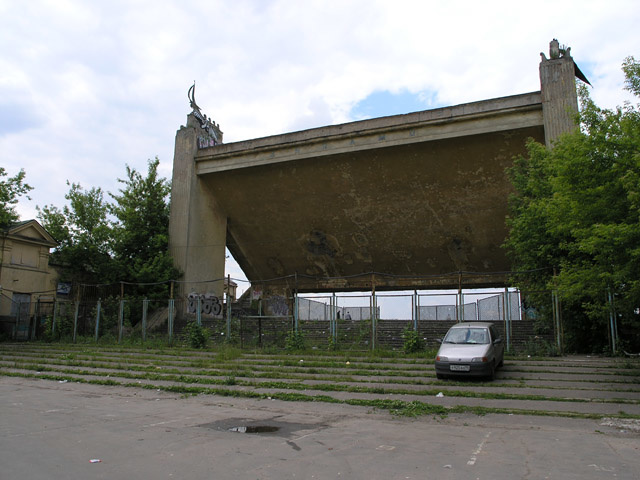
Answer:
(436, 338, 443, 344)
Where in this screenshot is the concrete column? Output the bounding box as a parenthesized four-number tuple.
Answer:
(539, 39, 579, 147)
(169, 114, 227, 298)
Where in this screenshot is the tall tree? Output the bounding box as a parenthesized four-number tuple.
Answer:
(505, 57, 640, 353)
(110, 157, 178, 288)
(38, 182, 115, 283)
(0, 167, 32, 227)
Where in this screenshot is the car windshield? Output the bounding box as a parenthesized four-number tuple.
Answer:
(443, 327, 489, 345)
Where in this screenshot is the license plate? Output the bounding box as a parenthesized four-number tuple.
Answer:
(450, 364, 470, 372)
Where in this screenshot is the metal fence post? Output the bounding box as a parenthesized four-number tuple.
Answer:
(503, 288, 510, 352)
(457, 273, 462, 323)
(142, 298, 148, 342)
(168, 299, 174, 343)
(196, 295, 202, 326)
(608, 288, 617, 354)
(331, 292, 336, 341)
(557, 291, 564, 355)
(168, 281, 175, 344)
(118, 299, 125, 344)
(333, 293, 338, 344)
(373, 292, 377, 350)
(371, 274, 376, 351)
(94, 299, 102, 343)
(413, 290, 418, 331)
(329, 296, 336, 338)
(551, 290, 558, 350)
(458, 284, 465, 323)
(52, 299, 58, 338)
(293, 290, 299, 334)
(29, 299, 36, 341)
(73, 301, 79, 343)
(226, 290, 232, 340)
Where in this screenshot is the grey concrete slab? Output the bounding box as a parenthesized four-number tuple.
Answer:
(2, 377, 639, 480)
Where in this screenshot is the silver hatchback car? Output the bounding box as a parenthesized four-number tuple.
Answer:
(435, 322, 504, 380)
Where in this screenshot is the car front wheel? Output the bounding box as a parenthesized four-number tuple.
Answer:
(487, 361, 496, 381)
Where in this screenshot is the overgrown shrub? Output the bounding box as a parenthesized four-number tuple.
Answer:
(40, 305, 76, 341)
(522, 336, 559, 357)
(285, 330, 305, 352)
(216, 345, 242, 361)
(402, 325, 425, 354)
(184, 321, 208, 349)
(356, 318, 372, 346)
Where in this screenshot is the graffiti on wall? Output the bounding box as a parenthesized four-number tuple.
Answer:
(251, 287, 262, 301)
(187, 293, 223, 317)
(268, 295, 289, 317)
(198, 135, 218, 149)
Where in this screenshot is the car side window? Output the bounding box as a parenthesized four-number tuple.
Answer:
(490, 326, 501, 342)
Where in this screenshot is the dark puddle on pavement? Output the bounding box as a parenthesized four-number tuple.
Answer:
(200, 417, 327, 438)
(228, 425, 280, 434)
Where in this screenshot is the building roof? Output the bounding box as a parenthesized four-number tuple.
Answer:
(2, 219, 57, 248)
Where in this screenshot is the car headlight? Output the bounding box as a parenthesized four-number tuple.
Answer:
(436, 355, 448, 362)
(471, 357, 488, 363)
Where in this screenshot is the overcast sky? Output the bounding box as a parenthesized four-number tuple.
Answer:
(2, 0, 639, 286)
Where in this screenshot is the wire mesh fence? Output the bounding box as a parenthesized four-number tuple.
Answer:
(0, 283, 560, 354)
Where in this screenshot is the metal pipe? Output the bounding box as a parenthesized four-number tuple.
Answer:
(118, 299, 125, 343)
(72, 301, 79, 343)
(413, 290, 417, 330)
(94, 299, 101, 342)
(371, 274, 376, 350)
(608, 288, 617, 354)
(294, 273, 299, 333)
(502, 290, 509, 352)
(52, 299, 58, 337)
(142, 299, 148, 342)
(227, 274, 232, 340)
(551, 291, 556, 345)
(168, 299, 174, 343)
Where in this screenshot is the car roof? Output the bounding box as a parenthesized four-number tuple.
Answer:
(448, 322, 494, 328)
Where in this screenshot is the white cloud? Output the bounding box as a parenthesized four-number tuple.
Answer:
(1, 0, 639, 226)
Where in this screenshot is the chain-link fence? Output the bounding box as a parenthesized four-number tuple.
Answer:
(0, 280, 561, 353)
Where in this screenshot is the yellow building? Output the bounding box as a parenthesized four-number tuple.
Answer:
(0, 220, 58, 338)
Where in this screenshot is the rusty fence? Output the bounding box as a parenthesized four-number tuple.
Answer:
(0, 286, 560, 353)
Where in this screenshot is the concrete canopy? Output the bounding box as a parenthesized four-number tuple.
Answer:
(197, 93, 543, 292)
(169, 43, 578, 294)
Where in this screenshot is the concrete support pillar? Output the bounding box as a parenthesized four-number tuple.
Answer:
(539, 39, 579, 147)
(169, 114, 227, 298)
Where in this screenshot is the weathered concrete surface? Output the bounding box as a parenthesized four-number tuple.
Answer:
(2, 377, 639, 480)
(169, 42, 581, 293)
(195, 94, 544, 291)
(540, 39, 581, 147)
(169, 115, 228, 297)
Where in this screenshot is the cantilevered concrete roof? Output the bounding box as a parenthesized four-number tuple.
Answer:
(192, 92, 544, 291)
(169, 43, 580, 294)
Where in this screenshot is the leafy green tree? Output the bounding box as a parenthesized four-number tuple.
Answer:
(38, 182, 116, 284)
(109, 157, 178, 295)
(505, 57, 640, 353)
(38, 158, 179, 308)
(0, 167, 33, 227)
